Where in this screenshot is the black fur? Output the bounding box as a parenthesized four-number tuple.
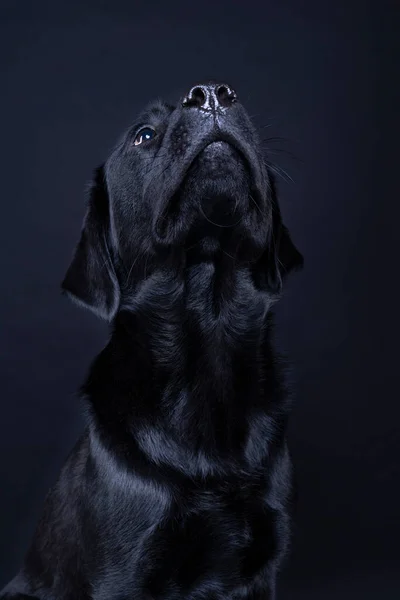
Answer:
(1, 83, 303, 600)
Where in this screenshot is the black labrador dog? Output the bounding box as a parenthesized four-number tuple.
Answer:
(1, 82, 303, 600)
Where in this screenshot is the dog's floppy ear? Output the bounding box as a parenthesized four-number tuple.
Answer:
(263, 186, 303, 294)
(266, 221, 304, 293)
(62, 165, 120, 321)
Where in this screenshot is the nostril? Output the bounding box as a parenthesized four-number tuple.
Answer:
(216, 84, 237, 107)
(192, 87, 206, 105)
(182, 86, 206, 108)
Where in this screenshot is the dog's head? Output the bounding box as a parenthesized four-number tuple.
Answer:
(62, 82, 303, 320)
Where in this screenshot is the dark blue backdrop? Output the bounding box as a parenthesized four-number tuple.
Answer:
(1, 1, 399, 597)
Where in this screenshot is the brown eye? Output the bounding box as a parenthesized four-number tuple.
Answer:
(134, 127, 156, 146)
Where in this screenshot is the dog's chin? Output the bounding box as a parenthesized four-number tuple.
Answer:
(153, 143, 265, 249)
(181, 143, 252, 223)
(154, 181, 248, 246)
(194, 179, 247, 228)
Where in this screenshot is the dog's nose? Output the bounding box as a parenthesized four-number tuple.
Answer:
(182, 83, 238, 110)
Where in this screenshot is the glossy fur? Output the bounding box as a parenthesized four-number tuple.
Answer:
(1, 83, 303, 600)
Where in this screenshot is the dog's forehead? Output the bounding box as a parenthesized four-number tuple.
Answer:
(136, 99, 175, 125)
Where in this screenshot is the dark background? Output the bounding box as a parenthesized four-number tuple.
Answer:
(1, 0, 399, 597)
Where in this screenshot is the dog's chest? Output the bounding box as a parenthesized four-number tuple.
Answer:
(136, 487, 277, 599)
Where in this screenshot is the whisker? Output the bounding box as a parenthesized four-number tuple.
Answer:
(125, 251, 143, 286)
(263, 148, 303, 163)
(265, 161, 295, 184)
(221, 248, 236, 260)
(199, 203, 243, 229)
(249, 194, 263, 215)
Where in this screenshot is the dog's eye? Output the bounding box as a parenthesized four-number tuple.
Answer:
(134, 127, 156, 146)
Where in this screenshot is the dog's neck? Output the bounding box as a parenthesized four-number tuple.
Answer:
(84, 253, 281, 458)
